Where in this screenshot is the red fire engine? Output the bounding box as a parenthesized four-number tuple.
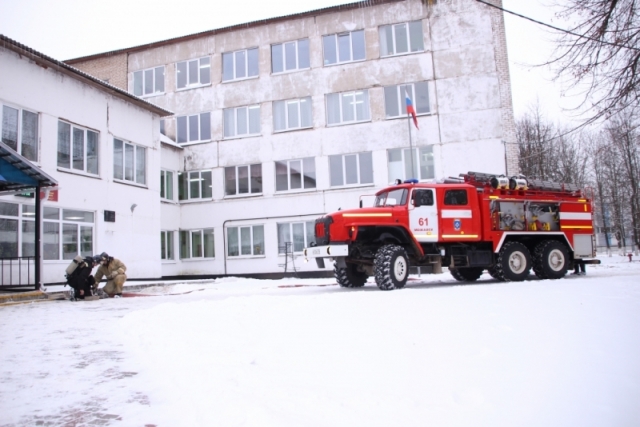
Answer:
(304, 171, 600, 290)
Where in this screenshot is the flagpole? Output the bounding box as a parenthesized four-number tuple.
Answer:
(407, 110, 416, 180)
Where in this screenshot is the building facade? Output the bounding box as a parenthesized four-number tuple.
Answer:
(0, 35, 171, 284)
(67, 0, 517, 277)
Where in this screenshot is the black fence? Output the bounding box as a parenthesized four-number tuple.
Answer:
(0, 257, 36, 289)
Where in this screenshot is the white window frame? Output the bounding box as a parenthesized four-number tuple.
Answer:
(40, 206, 95, 261)
(224, 164, 263, 197)
(322, 30, 366, 66)
(222, 48, 259, 82)
(329, 152, 374, 188)
(1, 103, 38, 162)
(273, 97, 313, 132)
(176, 112, 212, 144)
(161, 230, 175, 260)
(161, 170, 174, 201)
(271, 39, 310, 74)
(113, 138, 146, 185)
(275, 157, 316, 192)
(379, 21, 424, 57)
(179, 228, 215, 259)
(387, 146, 435, 183)
(226, 225, 265, 257)
(176, 57, 211, 90)
(223, 105, 261, 138)
(384, 82, 430, 119)
(132, 66, 165, 97)
(57, 121, 99, 176)
(277, 221, 315, 254)
(178, 170, 213, 201)
(326, 90, 371, 126)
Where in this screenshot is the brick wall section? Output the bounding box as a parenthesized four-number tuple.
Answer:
(488, 0, 519, 175)
(67, 53, 128, 91)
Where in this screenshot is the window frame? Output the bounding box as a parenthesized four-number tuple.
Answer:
(178, 170, 213, 201)
(176, 112, 212, 145)
(271, 38, 311, 74)
(277, 221, 315, 254)
(379, 20, 425, 58)
(224, 164, 263, 197)
(161, 170, 175, 201)
(161, 230, 175, 260)
(322, 30, 366, 66)
(383, 82, 431, 119)
(1, 103, 39, 162)
(222, 47, 259, 82)
(176, 56, 211, 90)
(275, 157, 316, 192)
(329, 152, 374, 188)
(273, 97, 313, 132)
(226, 225, 265, 258)
(57, 120, 100, 176)
(113, 138, 147, 186)
(179, 228, 215, 259)
(387, 146, 435, 183)
(132, 66, 165, 97)
(40, 206, 95, 261)
(325, 90, 371, 126)
(223, 105, 261, 139)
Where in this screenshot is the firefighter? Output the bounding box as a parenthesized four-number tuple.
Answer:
(93, 252, 127, 298)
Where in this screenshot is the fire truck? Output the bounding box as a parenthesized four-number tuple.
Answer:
(303, 171, 600, 290)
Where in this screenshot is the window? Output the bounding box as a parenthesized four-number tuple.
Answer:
(227, 225, 264, 257)
(277, 221, 315, 253)
(326, 90, 370, 125)
(160, 119, 166, 136)
(412, 189, 434, 206)
(444, 190, 468, 206)
(161, 230, 175, 260)
(379, 21, 424, 57)
(178, 170, 212, 200)
(384, 82, 430, 118)
(114, 138, 146, 185)
(41, 207, 94, 260)
(273, 97, 312, 132)
(275, 158, 316, 191)
(177, 57, 211, 89)
(57, 121, 99, 175)
(132, 66, 165, 96)
(387, 146, 435, 183)
(1, 104, 38, 161)
(323, 30, 365, 65)
(329, 152, 373, 187)
(161, 170, 174, 201)
(225, 164, 262, 196)
(176, 112, 211, 144)
(272, 39, 310, 73)
(223, 105, 260, 138)
(179, 229, 214, 259)
(222, 48, 259, 82)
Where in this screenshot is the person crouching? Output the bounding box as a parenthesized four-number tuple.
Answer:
(93, 252, 127, 298)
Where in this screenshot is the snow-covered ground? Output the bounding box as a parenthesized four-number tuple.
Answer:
(1, 255, 639, 427)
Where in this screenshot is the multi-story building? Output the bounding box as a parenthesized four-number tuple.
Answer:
(0, 34, 171, 285)
(67, 0, 517, 277)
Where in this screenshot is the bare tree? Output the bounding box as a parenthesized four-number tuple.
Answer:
(550, 0, 640, 124)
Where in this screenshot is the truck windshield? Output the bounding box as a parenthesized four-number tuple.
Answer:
(375, 188, 408, 207)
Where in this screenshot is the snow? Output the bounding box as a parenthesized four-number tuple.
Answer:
(1, 255, 639, 427)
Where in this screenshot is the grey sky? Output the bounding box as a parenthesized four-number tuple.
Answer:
(0, 0, 576, 122)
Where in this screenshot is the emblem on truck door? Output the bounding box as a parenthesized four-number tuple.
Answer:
(454, 219, 461, 230)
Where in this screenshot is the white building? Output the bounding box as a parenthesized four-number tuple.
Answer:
(0, 35, 172, 285)
(69, 0, 514, 278)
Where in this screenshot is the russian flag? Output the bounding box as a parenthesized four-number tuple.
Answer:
(405, 96, 419, 129)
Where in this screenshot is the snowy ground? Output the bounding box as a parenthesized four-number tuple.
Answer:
(1, 255, 639, 427)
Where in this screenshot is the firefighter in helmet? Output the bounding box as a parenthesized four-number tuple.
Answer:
(93, 252, 127, 298)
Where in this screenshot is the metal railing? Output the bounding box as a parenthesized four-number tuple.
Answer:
(0, 257, 35, 289)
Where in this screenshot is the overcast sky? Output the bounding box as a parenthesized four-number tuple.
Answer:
(0, 0, 576, 122)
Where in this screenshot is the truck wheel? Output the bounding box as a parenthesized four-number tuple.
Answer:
(487, 265, 502, 280)
(334, 262, 367, 288)
(450, 267, 484, 282)
(496, 241, 531, 282)
(533, 240, 569, 279)
(374, 244, 409, 290)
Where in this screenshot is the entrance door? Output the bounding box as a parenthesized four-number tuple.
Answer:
(409, 188, 438, 242)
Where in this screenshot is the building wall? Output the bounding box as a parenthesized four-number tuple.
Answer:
(0, 46, 163, 283)
(68, 0, 517, 277)
(68, 52, 128, 89)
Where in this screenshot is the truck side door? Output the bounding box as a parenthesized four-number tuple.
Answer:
(439, 188, 481, 241)
(409, 188, 438, 242)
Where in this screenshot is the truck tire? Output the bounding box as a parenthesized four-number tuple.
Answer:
(374, 244, 408, 290)
(495, 241, 531, 282)
(487, 265, 501, 280)
(533, 240, 569, 279)
(449, 267, 484, 282)
(334, 262, 367, 288)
